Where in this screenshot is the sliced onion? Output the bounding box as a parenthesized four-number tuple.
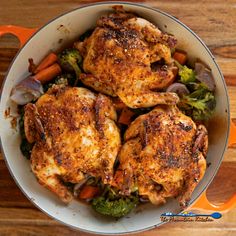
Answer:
(139, 196, 150, 203)
(10, 76, 44, 105)
(166, 83, 190, 96)
(195, 62, 216, 91)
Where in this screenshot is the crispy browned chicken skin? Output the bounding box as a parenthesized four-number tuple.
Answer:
(114, 105, 207, 207)
(24, 86, 121, 203)
(75, 11, 179, 108)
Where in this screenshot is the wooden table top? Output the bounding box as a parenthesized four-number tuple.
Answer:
(0, 0, 236, 235)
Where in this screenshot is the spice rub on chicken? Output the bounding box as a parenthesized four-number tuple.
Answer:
(75, 11, 179, 108)
(24, 86, 121, 203)
(114, 105, 208, 207)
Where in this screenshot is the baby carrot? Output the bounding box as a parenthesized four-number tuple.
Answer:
(113, 97, 127, 110)
(79, 186, 100, 200)
(34, 63, 61, 83)
(34, 52, 58, 74)
(173, 51, 187, 65)
(118, 108, 135, 125)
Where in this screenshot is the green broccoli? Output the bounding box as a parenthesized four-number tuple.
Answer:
(92, 196, 138, 218)
(175, 60, 196, 84)
(179, 89, 216, 121)
(174, 60, 216, 120)
(58, 48, 82, 86)
(92, 186, 138, 218)
(186, 81, 208, 92)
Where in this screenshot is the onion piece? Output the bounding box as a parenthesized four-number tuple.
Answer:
(139, 196, 150, 203)
(195, 62, 216, 91)
(10, 76, 44, 105)
(166, 83, 190, 96)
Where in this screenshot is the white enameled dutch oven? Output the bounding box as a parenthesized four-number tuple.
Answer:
(0, 2, 236, 234)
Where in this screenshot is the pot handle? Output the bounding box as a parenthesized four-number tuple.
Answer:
(229, 119, 236, 146)
(0, 25, 37, 47)
(190, 191, 236, 212)
(190, 120, 236, 212)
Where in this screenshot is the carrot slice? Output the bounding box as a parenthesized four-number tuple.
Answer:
(78, 186, 99, 200)
(118, 108, 135, 125)
(173, 51, 187, 65)
(34, 52, 58, 74)
(34, 63, 61, 83)
(113, 98, 127, 110)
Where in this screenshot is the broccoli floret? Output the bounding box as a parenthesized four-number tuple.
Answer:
(174, 60, 216, 120)
(175, 60, 196, 84)
(179, 66, 196, 83)
(179, 89, 216, 121)
(92, 196, 138, 218)
(58, 48, 82, 85)
(91, 186, 138, 218)
(186, 82, 208, 92)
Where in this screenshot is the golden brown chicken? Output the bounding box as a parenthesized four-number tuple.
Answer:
(75, 11, 179, 108)
(114, 105, 207, 207)
(24, 85, 121, 203)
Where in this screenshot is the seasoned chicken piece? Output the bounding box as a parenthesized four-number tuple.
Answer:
(114, 105, 207, 207)
(24, 86, 121, 203)
(75, 12, 179, 108)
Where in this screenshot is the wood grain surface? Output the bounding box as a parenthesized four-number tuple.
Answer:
(0, 0, 236, 235)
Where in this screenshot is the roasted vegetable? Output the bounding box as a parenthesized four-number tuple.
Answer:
(186, 81, 208, 91)
(19, 107, 34, 159)
(54, 76, 69, 86)
(10, 77, 44, 105)
(174, 58, 216, 120)
(175, 60, 196, 84)
(79, 186, 100, 200)
(173, 51, 187, 65)
(58, 48, 82, 86)
(92, 196, 138, 218)
(20, 139, 34, 159)
(179, 88, 216, 121)
(112, 97, 127, 110)
(166, 82, 190, 96)
(92, 187, 138, 218)
(34, 52, 58, 74)
(43, 73, 75, 92)
(118, 108, 135, 125)
(33, 63, 62, 83)
(195, 62, 216, 91)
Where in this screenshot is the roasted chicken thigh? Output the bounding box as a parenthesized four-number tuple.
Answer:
(24, 86, 121, 203)
(76, 11, 179, 108)
(115, 105, 208, 207)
